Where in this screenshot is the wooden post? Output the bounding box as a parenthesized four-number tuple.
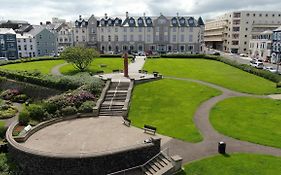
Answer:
(124, 52, 129, 77)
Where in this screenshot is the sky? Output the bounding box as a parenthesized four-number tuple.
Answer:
(1, 0, 281, 24)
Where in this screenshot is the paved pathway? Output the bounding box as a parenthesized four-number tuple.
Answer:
(128, 56, 146, 73)
(51, 62, 68, 76)
(0, 102, 23, 128)
(162, 76, 281, 163)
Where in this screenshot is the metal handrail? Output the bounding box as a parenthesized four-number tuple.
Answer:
(107, 147, 170, 175)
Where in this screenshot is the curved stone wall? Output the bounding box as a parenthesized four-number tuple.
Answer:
(6, 119, 161, 175)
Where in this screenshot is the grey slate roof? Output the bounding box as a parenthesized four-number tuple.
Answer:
(26, 25, 45, 36)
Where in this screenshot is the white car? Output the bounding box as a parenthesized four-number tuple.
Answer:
(240, 53, 248, 57)
(250, 62, 264, 69)
(0, 57, 8, 61)
(264, 66, 277, 73)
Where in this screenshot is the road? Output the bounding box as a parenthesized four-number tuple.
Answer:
(207, 49, 281, 73)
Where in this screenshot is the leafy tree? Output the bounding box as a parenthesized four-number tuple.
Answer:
(61, 46, 99, 71)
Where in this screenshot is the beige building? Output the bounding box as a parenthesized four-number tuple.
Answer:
(205, 11, 281, 54)
(74, 12, 205, 54)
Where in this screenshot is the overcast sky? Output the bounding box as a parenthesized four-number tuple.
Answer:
(1, 0, 281, 24)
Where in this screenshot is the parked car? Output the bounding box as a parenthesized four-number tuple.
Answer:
(263, 66, 277, 73)
(137, 51, 146, 56)
(0, 57, 8, 61)
(251, 62, 264, 69)
(240, 53, 248, 57)
(213, 52, 220, 56)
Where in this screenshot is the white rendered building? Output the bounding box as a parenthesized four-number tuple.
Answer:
(249, 30, 272, 61)
(16, 33, 37, 58)
(205, 11, 281, 54)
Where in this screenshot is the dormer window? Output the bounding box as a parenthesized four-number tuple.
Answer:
(82, 21, 86, 26)
(172, 19, 177, 24)
(115, 20, 119, 24)
(180, 19, 185, 24)
(101, 21, 105, 25)
(188, 18, 194, 25)
(130, 19, 134, 24)
(147, 19, 151, 24)
(108, 20, 112, 25)
(75, 21, 79, 26)
(138, 20, 143, 24)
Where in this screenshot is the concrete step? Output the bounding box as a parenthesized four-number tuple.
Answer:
(142, 153, 174, 175)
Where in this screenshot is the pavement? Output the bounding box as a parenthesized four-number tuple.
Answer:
(51, 62, 68, 76)
(21, 117, 171, 155)
(94, 56, 153, 82)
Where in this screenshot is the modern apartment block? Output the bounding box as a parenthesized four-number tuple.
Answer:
(0, 28, 18, 60)
(272, 26, 281, 63)
(74, 12, 205, 53)
(205, 11, 281, 54)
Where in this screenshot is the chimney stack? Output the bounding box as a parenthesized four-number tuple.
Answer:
(126, 12, 129, 18)
(105, 13, 108, 19)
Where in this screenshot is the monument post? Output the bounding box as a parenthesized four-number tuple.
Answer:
(124, 52, 129, 77)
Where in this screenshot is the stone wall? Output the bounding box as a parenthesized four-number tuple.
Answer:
(0, 79, 61, 100)
(8, 139, 160, 175)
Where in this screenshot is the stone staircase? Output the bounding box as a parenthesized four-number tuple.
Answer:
(142, 153, 174, 175)
(99, 81, 130, 117)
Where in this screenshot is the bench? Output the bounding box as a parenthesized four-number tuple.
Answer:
(123, 119, 131, 127)
(144, 125, 157, 135)
(96, 70, 104, 74)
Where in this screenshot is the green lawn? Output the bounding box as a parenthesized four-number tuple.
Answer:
(144, 59, 281, 94)
(129, 79, 221, 142)
(178, 153, 281, 175)
(0, 60, 65, 74)
(60, 58, 123, 75)
(210, 97, 281, 148)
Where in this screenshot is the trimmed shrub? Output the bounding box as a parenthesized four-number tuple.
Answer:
(0, 123, 6, 139)
(18, 110, 30, 126)
(11, 94, 28, 103)
(0, 57, 60, 66)
(78, 101, 95, 113)
(27, 104, 45, 121)
(0, 89, 20, 100)
(61, 106, 77, 116)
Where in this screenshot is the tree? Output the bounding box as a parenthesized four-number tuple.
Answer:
(61, 46, 99, 72)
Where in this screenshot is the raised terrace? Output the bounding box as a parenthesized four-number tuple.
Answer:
(20, 117, 170, 155)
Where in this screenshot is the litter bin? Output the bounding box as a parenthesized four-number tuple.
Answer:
(218, 141, 226, 154)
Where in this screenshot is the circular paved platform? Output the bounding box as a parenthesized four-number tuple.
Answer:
(21, 117, 171, 155)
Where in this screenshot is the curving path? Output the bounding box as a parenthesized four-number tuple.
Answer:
(51, 62, 68, 76)
(162, 76, 281, 163)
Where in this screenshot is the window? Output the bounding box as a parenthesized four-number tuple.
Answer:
(232, 41, 239, 45)
(23, 39, 26, 42)
(107, 28, 111, 32)
(180, 35, 184, 42)
(18, 45, 21, 51)
(114, 35, 118, 42)
(130, 35, 134, 41)
(173, 27, 177, 32)
(115, 28, 118, 32)
(173, 35, 176, 42)
(24, 45, 27, 50)
(245, 35, 247, 38)
(233, 27, 240, 32)
(108, 35, 111, 42)
(138, 35, 142, 41)
(244, 41, 247, 45)
(147, 35, 151, 42)
(189, 27, 193, 32)
(124, 28, 127, 32)
(181, 28, 184, 32)
(139, 28, 142, 32)
(30, 45, 33, 50)
(130, 27, 134, 32)
(101, 35, 104, 42)
(189, 35, 193, 42)
(147, 27, 151, 32)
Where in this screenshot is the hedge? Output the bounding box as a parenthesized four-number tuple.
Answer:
(100, 54, 133, 58)
(0, 70, 104, 92)
(160, 54, 281, 85)
(0, 56, 61, 66)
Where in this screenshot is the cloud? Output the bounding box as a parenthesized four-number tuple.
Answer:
(0, 0, 281, 24)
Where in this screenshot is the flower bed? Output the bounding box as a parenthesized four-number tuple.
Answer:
(0, 100, 18, 119)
